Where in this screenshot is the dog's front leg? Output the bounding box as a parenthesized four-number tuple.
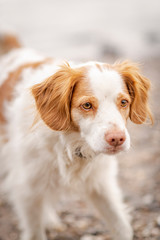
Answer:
(13, 190, 47, 240)
(86, 157, 133, 240)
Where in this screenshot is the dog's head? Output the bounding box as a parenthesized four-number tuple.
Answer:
(32, 61, 153, 155)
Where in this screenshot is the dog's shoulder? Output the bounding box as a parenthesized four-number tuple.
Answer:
(0, 48, 53, 123)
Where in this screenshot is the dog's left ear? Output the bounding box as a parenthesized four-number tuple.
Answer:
(115, 61, 153, 124)
(31, 63, 83, 131)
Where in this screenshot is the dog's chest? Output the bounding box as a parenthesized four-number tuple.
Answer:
(52, 136, 95, 188)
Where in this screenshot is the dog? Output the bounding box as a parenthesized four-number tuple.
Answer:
(0, 33, 152, 240)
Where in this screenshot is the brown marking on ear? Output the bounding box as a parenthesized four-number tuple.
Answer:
(0, 59, 51, 123)
(0, 33, 21, 55)
(113, 61, 153, 124)
(31, 63, 87, 131)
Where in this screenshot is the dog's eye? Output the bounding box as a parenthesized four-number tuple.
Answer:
(121, 99, 128, 108)
(82, 102, 92, 110)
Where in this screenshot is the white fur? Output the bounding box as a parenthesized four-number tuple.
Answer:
(76, 66, 130, 153)
(0, 48, 133, 240)
(0, 48, 46, 86)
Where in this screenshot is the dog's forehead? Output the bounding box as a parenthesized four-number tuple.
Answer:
(88, 65, 124, 100)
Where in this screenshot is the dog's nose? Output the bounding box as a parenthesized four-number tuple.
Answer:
(105, 131, 126, 146)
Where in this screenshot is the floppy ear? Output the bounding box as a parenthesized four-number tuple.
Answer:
(31, 63, 83, 131)
(115, 61, 153, 124)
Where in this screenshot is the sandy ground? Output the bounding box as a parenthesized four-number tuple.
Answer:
(0, 0, 160, 239)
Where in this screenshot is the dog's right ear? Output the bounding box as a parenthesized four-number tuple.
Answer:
(114, 61, 153, 124)
(31, 63, 83, 131)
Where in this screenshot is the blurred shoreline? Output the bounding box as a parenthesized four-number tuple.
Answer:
(0, 0, 160, 61)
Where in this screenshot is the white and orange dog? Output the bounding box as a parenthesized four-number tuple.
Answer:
(0, 34, 152, 240)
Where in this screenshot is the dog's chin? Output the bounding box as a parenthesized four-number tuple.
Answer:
(87, 142, 130, 156)
(93, 146, 126, 156)
(103, 146, 126, 155)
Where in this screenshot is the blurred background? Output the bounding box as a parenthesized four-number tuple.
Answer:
(0, 0, 160, 61)
(0, 0, 160, 239)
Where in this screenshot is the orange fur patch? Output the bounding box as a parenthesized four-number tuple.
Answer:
(0, 34, 21, 55)
(113, 61, 153, 124)
(71, 78, 98, 129)
(32, 63, 88, 131)
(95, 63, 103, 72)
(0, 59, 51, 123)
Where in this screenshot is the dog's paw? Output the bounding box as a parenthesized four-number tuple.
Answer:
(21, 232, 47, 240)
(46, 221, 66, 232)
(113, 222, 133, 240)
(45, 212, 66, 232)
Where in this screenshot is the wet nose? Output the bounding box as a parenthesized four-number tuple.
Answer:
(105, 131, 126, 147)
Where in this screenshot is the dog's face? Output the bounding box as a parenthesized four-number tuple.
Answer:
(32, 61, 152, 155)
(71, 64, 131, 154)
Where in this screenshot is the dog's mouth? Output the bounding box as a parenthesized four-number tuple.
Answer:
(105, 146, 124, 155)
